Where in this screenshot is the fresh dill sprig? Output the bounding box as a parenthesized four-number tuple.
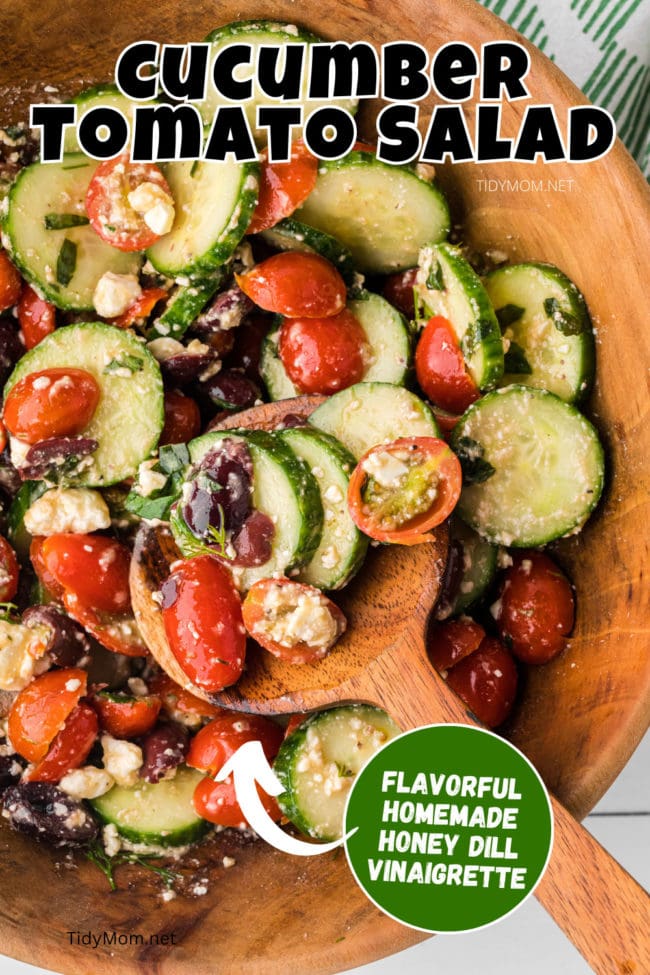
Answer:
(0, 602, 19, 622)
(85, 841, 181, 891)
(183, 504, 233, 560)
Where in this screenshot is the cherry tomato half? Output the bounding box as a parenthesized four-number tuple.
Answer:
(0, 250, 22, 312)
(383, 268, 417, 319)
(3, 368, 101, 444)
(445, 637, 518, 728)
(415, 316, 480, 415)
(247, 141, 318, 235)
(30, 536, 65, 601)
(148, 672, 223, 726)
(193, 772, 282, 829)
(17, 285, 56, 350)
(279, 310, 368, 395)
(160, 389, 201, 446)
(0, 536, 19, 603)
(427, 617, 486, 672)
(236, 252, 347, 319)
(494, 551, 575, 664)
(63, 593, 148, 658)
(242, 578, 347, 664)
(85, 156, 173, 252)
(25, 701, 98, 782)
(348, 437, 462, 544)
(40, 534, 131, 615)
(111, 286, 168, 328)
(8, 668, 87, 763)
(161, 556, 246, 693)
(92, 691, 161, 738)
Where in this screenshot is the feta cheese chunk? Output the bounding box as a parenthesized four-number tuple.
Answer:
(93, 272, 142, 319)
(136, 460, 168, 497)
(255, 582, 342, 651)
(0, 620, 51, 691)
(361, 449, 409, 488)
(24, 488, 111, 537)
(128, 181, 175, 236)
(101, 734, 143, 787)
(59, 766, 114, 800)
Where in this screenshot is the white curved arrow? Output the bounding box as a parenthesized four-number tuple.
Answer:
(215, 739, 358, 856)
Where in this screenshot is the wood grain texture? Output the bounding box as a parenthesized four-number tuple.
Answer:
(0, 0, 649, 973)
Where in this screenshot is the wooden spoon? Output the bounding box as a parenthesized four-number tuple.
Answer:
(130, 397, 650, 975)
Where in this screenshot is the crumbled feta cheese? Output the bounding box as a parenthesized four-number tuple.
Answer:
(147, 338, 185, 362)
(93, 272, 142, 319)
(127, 677, 149, 697)
(222, 856, 236, 868)
(0, 620, 51, 691)
(59, 766, 114, 800)
(24, 488, 111, 537)
(128, 181, 175, 236)
(256, 583, 341, 651)
(361, 450, 409, 488)
(103, 823, 122, 857)
(136, 460, 168, 497)
(101, 734, 143, 787)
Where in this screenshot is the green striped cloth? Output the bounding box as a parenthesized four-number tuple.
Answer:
(477, 0, 650, 176)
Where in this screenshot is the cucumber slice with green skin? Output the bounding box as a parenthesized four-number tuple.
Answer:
(258, 218, 355, 284)
(201, 21, 357, 144)
(147, 273, 225, 341)
(310, 382, 441, 460)
(8, 482, 47, 563)
(416, 242, 504, 390)
(260, 292, 413, 402)
(145, 159, 259, 277)
(2, 155, 141, 311)
(278, 426, 368, 590)
(4, 323, 164, 487)
(450, 385, 605, 547)
(484, 262, 595, 404)
(274, 704, 400, 841)
(179, 428, 323, 590)
(297, 153, 450, 274)
(63, 84, 151, 154)
(435, 517, 498, 619)
(90, 765, 210, 847)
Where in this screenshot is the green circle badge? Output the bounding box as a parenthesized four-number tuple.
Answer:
(343, 724, 552, 933)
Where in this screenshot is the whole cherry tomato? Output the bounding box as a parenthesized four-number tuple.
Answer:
(17, 285, 56, 349)
(40, 535, 131, 615)
(8, 668, 87, 763)
(236, 252, 347, 319)
(427, 617, 486, 672)
(445, 637, 518, 728)
(383, 268, 417, 319)
(0, 536, 19, 603)
(25, 702, 98, 782)
(0, 250, 22, 312)
(494, 551, 575, 664)
(3, 368, 101, 444)
(279, 310, 368, 395)
(85, 156, 174, 252)
(111, 286, 168, 328)
(161, 556, 246, 692)
(247, 141, 318, 235)
(160, 389, 201, 446)
(415, 316, 480, 414)
(92, 691, 161, 738)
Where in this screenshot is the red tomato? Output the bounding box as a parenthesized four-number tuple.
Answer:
(0, 419, 6, 454)
(85, 156, 173, 252)
(284, 714, 307, 737)
(348, 437, 462, 544)
(236, 252, 346, 318)
(188, 712, 283, 828)
(3, 368, 100, 445)
(242, 579, 346, 664)
(8, 668, 87, 763)
(160, 389, 201, 446)
(161, 556, 246, 693)
(445, 637, 518, 728)
(279, 310, 368, 395)
(40, 535, 131, 615)
(494, 551, 575, 664)
(383, 268, 417, 319)
(430, 405, 461, 435)
(247, 141, 318, 235)
(111, 286, 168, 328)
(63, 593, 148, 658)
(30, 536, 65, 601)
(0, 536, 19, 603)
(17, 285, 56, 349)
(92, 691, 161, 738)
(427, 617, 486, 672)
(25, 702, 98, 782)
(0, 250, 22, 312)
(148, 672, 224, 725)
(415, 316, 480, 414)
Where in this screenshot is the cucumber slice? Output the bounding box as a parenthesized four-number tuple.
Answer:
(145, 159, 259, 277)
(90, 765, 209, 847)
(310, 382, 440, 460)
(3, 156, 141, 311)
(279, 426, 368, 590)
(147, 273, 224, 341)
(435, 516, 498, 619)
(450, 385, 605, 546)
(258, 218, 355, 284)
(180, 429, 323, 590)
(274, 704, 399, 841)
(260, 293, 413, 401)
(416, 242, 503, 390)
(297, 153, 449, 274)
(4, 323, 164, 487)
(63, 84, 148, 154)
(201, 21, 357, 144)
(484, 262, 595, 403)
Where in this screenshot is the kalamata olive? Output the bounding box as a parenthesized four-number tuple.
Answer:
(160, 352, 219, 387)
(0, 738, 24, 791)
(2, 782, 99, 846)
(191, 286, 253, 348)
(276, 413, 308, 430)
(199, 370, 260, 411)
(22, 605, 92, 667)
(232, 511, 275, 566)
(182, 440, 253, 538)
(86, 644, 137, 690)
(434, 539, 464, 621)
(20, 436, 98, 480)
(0, 317, 24, 387)
(224, 314, 270, 381)
(139, 722, 189, 783)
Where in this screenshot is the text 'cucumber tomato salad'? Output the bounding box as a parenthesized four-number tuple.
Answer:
(0, 20, 603, 892)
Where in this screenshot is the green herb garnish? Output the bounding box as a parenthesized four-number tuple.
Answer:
(104, 354, 144, 375)
(56, 238, 77, 286)
(425, 262, 444, 291)
(85, 842, 181, 892)
(504, 340, 532, 375)
(543, 297, 583, 336)
(0, 602, 18, 622)
(495, 304, 525, 329)
(454, 436, 496, 484)
(44, 213, 90, 230)
(181, 506, 232, 560)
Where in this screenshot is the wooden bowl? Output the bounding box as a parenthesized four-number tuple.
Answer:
(0, 1, 648, 972)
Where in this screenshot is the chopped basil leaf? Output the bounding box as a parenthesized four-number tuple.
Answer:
(124, 445, 189, 521)
(426, 262, 444, 291)
(454, 436, 496, 484)
(461, 318, 494, 359)
(158, 443, 190, 476)
(504, 341, 532, 375)
(56, 238, 77, 286)
(104, 354, 144, 375)
(347, 283, 369, 301)
(496, 304, 525, 329)
(124, 492, 176, 521)
(543, 297, 583, 336)
(44, 213, 90, 230)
